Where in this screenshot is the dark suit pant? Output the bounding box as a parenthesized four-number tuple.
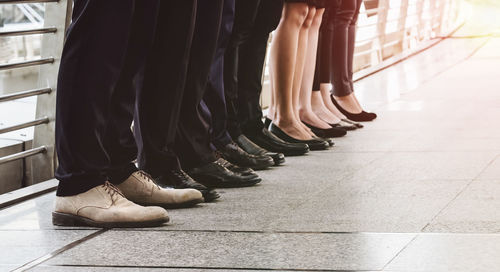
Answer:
(224, 0, 283, 138)
(55, 0, 160, 196)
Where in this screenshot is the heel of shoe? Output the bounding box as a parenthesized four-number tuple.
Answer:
(52, 212, 83, 226)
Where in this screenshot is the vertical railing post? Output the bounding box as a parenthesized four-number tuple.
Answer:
(375, 0, 389, 61)
(397, 0, 410, 52)
(31, 0, 72, 184)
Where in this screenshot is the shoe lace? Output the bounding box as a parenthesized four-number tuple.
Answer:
(136, 170, 161, 190)
(102, 181, 125, 203)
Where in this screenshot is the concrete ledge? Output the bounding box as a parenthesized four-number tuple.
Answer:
(0, 178, 57, 210)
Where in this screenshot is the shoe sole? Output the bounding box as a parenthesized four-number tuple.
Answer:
(52, 212, 169, 228)
(195, 176, 262, 189)
(138, 198, 204, 209)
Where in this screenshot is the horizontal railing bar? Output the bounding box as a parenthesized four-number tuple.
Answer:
(0, 87, 51, 103)
(0, 27, 57, 37)
(0, 58, 54, 70)
(0, 146, 46, 165)
(0, 117, 50, 134)
(0, 0, 58, 4)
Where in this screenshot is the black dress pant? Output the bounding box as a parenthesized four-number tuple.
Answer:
(55, 0, 160, 196)
(135, 1, 197, 178)
(224, 0, 283, 138)
(201, 0, 235, 149)
(173, 0, 224, 169)
(313, 0, 362, 96)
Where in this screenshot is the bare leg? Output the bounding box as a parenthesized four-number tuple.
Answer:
(269, 3, 311, 140)
(298, 8, 332, 129)
(319, 83, 346, 119)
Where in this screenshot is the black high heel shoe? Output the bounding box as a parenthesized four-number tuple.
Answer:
(302, 121, 347, 138)
(269, 123, 329, 151)
(341, 118, 364, 128)
(330, 96, 377, 122)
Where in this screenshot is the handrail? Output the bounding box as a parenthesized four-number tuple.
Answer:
(0, 88, 52, 103)
(0, 117, 50, 135)
(0, 27, 57, 37)
(0, 146, 46, 165)
(0, 58, 54, 70)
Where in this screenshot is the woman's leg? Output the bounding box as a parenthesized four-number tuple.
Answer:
(298, 7, 334, 129)
(332, 0, 364, 113)
(268, 3, 311, 140)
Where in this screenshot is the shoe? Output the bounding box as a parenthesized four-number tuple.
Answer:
(214, 153, 257, 176)
(188, 158, 262, 188)
(303, 121, 347, 138)
(246, 128, 309, 156)
(342, 118, 364, 128)
(53, 182, 169, 228)
(264, 117, 272, 129)
(235, 134, 285, 166)
(331, 96, 377, 122)
(218, 141, 274, 170)
(269, 123, 329, 151)
(156, 170, 220, 202)
(116, 171, 204, 209)
(331, 120, 357, 131)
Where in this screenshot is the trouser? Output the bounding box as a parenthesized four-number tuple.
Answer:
(201, 0, 235, 149)
(173, 0, 225, 169)
(313, 0, 362, 96)
(224, 0, 283, 138)
(135, 1, 197, 178)
(55, 0, 160, 196)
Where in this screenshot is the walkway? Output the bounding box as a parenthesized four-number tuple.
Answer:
(1, 29, 500, 271)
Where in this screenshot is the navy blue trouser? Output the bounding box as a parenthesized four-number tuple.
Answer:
(172, 0, 225, 169)
(200, 0, 235, 149)
(55, 0, 197, 196)
(224, 0, 283, 137)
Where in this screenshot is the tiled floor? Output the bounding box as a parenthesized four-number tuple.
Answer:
(2, 28, 500, 272)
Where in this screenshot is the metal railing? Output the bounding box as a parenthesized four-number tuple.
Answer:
(353, 0, 463, 72)
(0, 0, 72, 188)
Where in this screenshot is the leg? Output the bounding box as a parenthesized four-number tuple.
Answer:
(55, 0, 141, 196)
(237, 0, 283, 135)
(203, 0, 235, 149)
(135, 0, 197, 178)
(174, 0, 224, 169)
(298, 7, 333, 129)
(224, 0, 262, 137)
(268, 3, 310, 140)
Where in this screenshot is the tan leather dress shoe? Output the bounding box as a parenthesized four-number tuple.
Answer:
(53, 182, 169, 228)
(116, 171, 204, 208)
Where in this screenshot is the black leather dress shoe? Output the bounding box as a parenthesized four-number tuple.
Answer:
(246, 128, 309, 156)
(235, 134, 285, 166)
(215, 151, 256, 176)
(218, 141, 274, 170)
(187, 158, 262, 188)
(331, 96, 377, 122)
(303, 121, 347, 138)
(269, 123, 329, 151)
(156, 170, 220, 202)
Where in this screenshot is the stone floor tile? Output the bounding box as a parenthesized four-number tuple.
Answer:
(46, 231, 415, 271)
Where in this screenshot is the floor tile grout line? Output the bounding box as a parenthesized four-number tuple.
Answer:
(420, 153, 500, 232)
(11, 229, 108, 272)
(38, 264, 381, 272)
(381, 233, 420, 271)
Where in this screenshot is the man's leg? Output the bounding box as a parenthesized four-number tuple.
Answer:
(202, 0, 274, 171)
(175, 0, 262, 188)
(53, 0, 169, 227)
